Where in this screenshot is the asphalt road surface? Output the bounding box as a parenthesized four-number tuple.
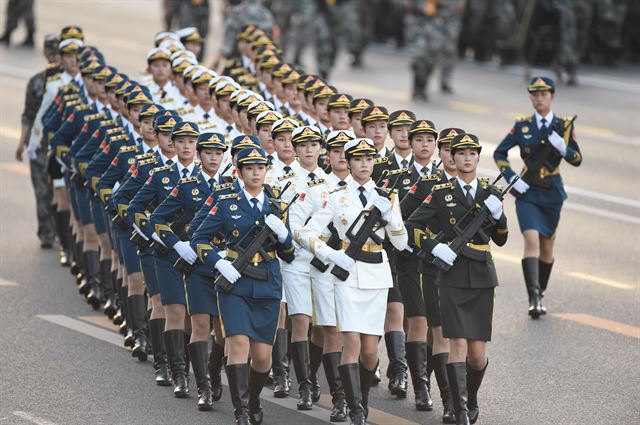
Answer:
(0, 1, 638, 424)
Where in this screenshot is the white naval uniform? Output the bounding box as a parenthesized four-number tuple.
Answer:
(185, 105, 222, 132)
(298, 178, 407, 335)
(296, 172, 353, 326)
(280, 166, 328, 317)
(149, 81, 181, 110)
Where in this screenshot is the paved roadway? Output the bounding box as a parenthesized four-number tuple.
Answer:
(0, 1, 638, 424)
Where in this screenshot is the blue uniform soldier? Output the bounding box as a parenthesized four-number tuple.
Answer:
(493, 77, 582, 319)
(191, 147, 294, 425)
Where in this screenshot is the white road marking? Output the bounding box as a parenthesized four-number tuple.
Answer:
(12, 411, 59, 425)
(35, 315, 339, 424)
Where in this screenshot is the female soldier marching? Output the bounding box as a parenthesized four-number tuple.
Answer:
(190, 147, 295, 425)
(406, 134, 509, 425)
(297, 138, 408, 425)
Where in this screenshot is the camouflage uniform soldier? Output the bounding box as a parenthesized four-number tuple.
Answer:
(219, 0, 276, 62)
(407, 1, 466, 101)
(15, 35, 60, 249)
(557, 0, 579, 85)
(0, 0, 35, 47)
(294, 0, 338, 79)
(178, 0, 210, 60)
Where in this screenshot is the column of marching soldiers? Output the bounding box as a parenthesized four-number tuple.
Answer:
(34, 22, 574, 425)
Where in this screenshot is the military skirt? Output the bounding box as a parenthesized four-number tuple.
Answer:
(439, 286, 495, 341)
(516, 191, 562, 238)
(421, 269, 443, 327)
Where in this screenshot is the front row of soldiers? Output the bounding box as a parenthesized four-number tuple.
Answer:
(33, 23, 578, 425)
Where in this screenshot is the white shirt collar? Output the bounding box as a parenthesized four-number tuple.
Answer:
(456, 177, 478, 198)
(200, 170, 213, 184)
(394, 151, 413, 168)
(349, 178, 375, 198)
(378, 146, 390, 157)
(414, 161, 433, 175)
(535, 111, 554, 128)
(177, 161, 197, 177)
(160, 153, 176, 165)
(328, 172, 352, 188)
(243, 189, 265, 209)
(443, 171, 454, 181)
(140, 140, 157, 154)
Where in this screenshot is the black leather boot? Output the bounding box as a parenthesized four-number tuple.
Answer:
(447, 362, 470, 425)
(128, 295, 148, 361)
(149, 318, 171, 386)
(406, 341, 433, 411)
(82, 251, 100, 303)
(338, 363, 365, 425)
(249, 367, 268, 424)
(165, 329, 189, 398)
(359, 362, 376, 421)
(385, 331, 408, 398)
(323, 352, 347, 422)
(309, 342, 323, 403)
(522, 257, 545, 318)
(433, 353, 455, 424)
(272, 328, 290, 398)
(539, 259, 554, 295)
(71, 240, 83, 281)
(99, 259, 115, 317)
(426, 345, 433, 391)
(291, 341, 313, 410)
(227, 363, 251, 425)
(54, 210, 71, 266)
(208, 341, 224, 401)
(189, 341, 213, 411)
(467, 359, 488, 424)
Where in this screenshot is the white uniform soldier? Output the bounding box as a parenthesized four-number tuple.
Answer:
(186, 66, 221, 132)
(282, 125, 329, 412)
(145, 47, 182, 111)
(262, 116, 300, 399)
(297, 137, 408, 425)
(294, 129, 356, 422)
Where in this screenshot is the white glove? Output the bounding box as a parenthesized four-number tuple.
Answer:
(431, 243, 457, 266)
(510, 175, 529, 195)
(174, 241, 197, 264)
(372, 196, 393, 221)
(151, 232, 166, 246)
(132, 224, 149, 241)
(26, 144, 38, 160)
(56, 156, 69, 173)
(483, 195, 503, 220)
(265, 214, 289, 243)
(215, 259, 241, 283)
(548, 131, 567, 156)
(327, 249, 355, 272)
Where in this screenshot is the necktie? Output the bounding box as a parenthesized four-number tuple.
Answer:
(136, 137, 143, 144)
(540, 118, 548, 137)
(182, 168, 189, 179)
(160, 89, 167, 99)
(267, 154, 274, 165)
(166, 159, 174, 166)
(208, 178, 215, 191)
(338, 180, 347, 187)
(283, 166, 292, 174)
(308, 172, 316, 181)
(204, 113, 210, 119)
(226, 125, 233, 132)
(250, 197, 260, 217)
(358, 186, 367, 207)
(421, 166, 429, 176)
(464, 184, 474, 206)
(401, 159, 408, 169)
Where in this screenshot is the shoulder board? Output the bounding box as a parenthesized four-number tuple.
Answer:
(214, 182, 234, 191)
(138, 157, 158, 166)
(84, 112, 107, 122)
(373, 157, 389, 165)
(420, 174, 440, 182)
(278, 171, 296, 181)
(66, 99, 83, 107)
(432, 183, 453, 191)
(218, 193, 241, 201)
(152, 164, 173, 173)
(106, 127, 124, 135)
(179, 176, 199, 185)
(135, 152, 155, 161)
(119, 145, 139, 153)
(100, 119, 117, 127)
(63, 94, 79, 102)
(46, 74, 61, 83)
(515, 115, 533, 123)
(387, 167, 410, 176)
(75, 104, 93, 112)
(329, 185, 348, 194)
(307, 178, 326, 187)
(110, 134, 128, 142)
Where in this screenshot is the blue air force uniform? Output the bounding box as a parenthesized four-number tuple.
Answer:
(190, 148, 295, 344)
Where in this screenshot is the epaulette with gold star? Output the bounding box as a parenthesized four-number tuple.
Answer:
(179, 176, 199, 185)
(152, 164, 173, 173)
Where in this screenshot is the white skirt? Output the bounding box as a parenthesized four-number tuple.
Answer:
(335, 285, 388, 336)
(310, 267, 337, 327)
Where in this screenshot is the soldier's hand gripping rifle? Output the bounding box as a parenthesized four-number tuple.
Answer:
(510, 115, 577, 198)
(429, 173, 517, 272)
(330, 168, 408, 281)
(214, 183, 299, 293)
